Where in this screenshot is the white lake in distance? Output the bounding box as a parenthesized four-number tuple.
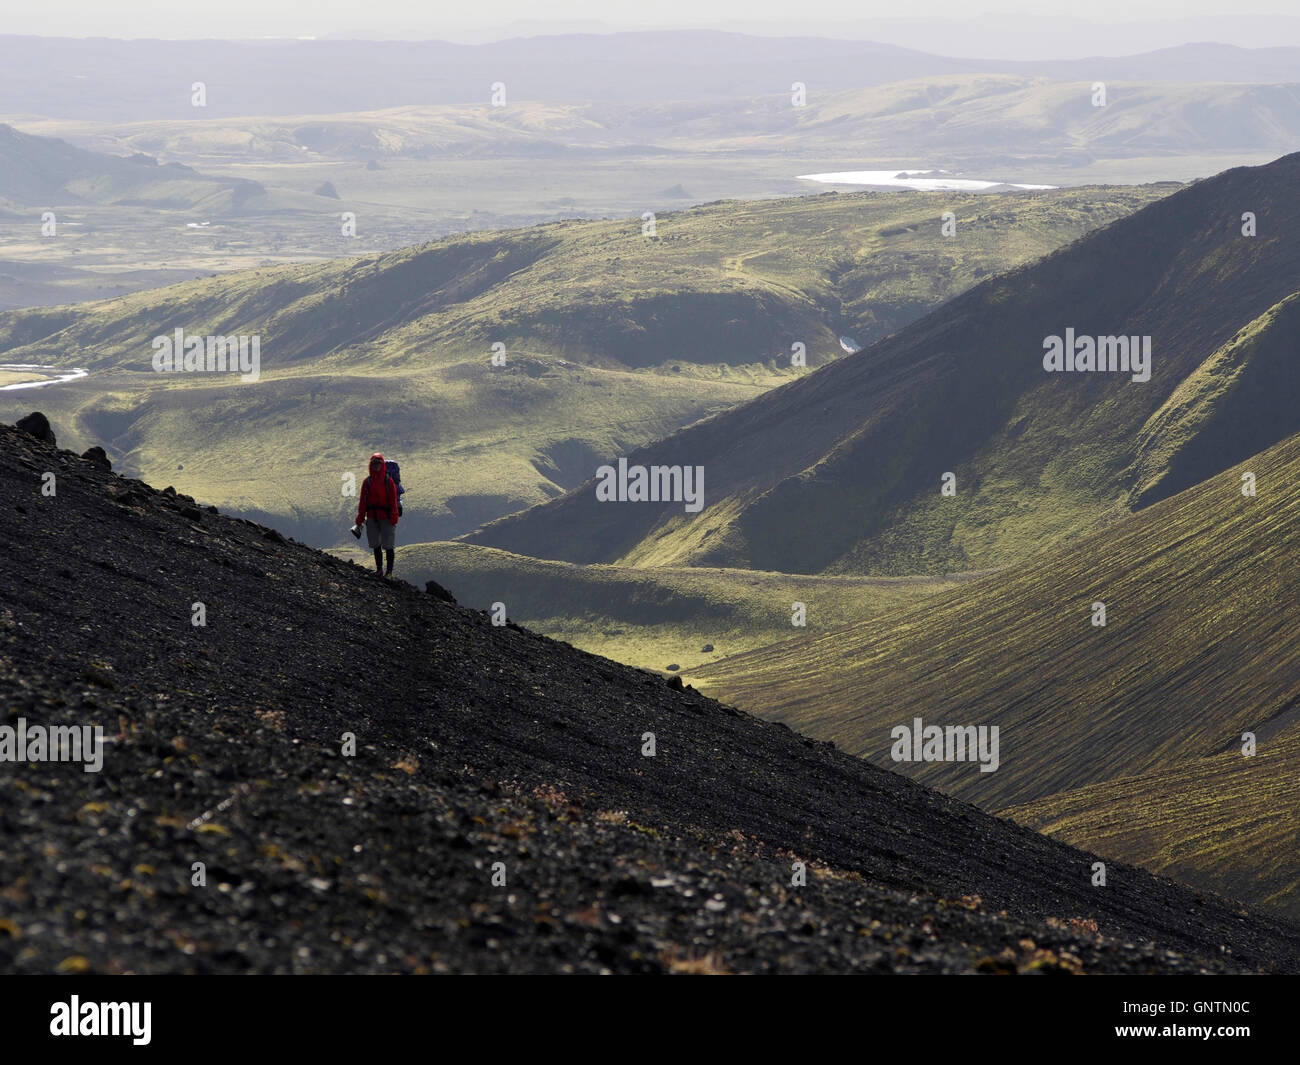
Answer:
(797, 169, 1058, 191)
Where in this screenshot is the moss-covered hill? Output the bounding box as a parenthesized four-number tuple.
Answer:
(688, 431, 1300, 916)
(0, 185, 1160, 546)
(467, 152, 1300, 577)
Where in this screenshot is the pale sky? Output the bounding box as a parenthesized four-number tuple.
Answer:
(3, 0, 1298, 40)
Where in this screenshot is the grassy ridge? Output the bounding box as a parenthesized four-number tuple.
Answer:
(1003, 731, 1300, 923)
(1125, 291, 1300, 508)
(0, 186, 1165, 374)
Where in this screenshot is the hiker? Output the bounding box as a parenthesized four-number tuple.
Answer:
(355, 452, 400, 577)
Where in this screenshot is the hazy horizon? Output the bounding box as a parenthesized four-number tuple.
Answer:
(7, 7, 1300, 60)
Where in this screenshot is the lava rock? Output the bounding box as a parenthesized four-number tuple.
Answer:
(82, 446, 112, 470)
(15, 412, 56, 446)
(425, 580, 457, 604)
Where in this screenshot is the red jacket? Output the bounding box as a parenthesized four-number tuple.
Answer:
(356, 455, 400, 526)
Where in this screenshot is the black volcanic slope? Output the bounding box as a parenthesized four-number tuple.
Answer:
(1, 418, 1297, 974)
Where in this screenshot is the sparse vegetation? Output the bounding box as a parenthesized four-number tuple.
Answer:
(690, 433, 1300, 918)
(0, 185, 1162, 545)
(391, 540, 970, 670)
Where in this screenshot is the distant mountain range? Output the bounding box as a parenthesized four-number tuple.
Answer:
(4, 34, 1300, 122)
(26, 77, 1300, 169)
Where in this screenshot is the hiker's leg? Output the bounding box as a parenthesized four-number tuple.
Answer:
(380, 520, 396, 575)
(365, 518, 384, 573)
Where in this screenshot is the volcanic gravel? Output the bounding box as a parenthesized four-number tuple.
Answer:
(2, 417, 1298, 974)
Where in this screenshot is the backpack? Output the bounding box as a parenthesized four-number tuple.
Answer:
(385, 460, 405, 517)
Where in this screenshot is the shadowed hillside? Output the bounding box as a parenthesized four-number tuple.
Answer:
(467, 152, 1300, 576)
(3, 414, 1298, 973)
(688, 431, 1300, 915)
(1004, 732, 1300, 923)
